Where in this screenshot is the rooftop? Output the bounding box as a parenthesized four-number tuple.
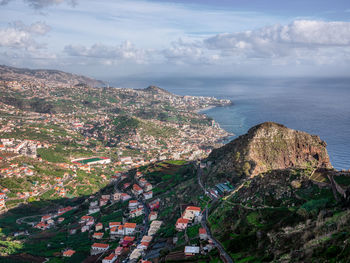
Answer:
(92, 243, 109, 249)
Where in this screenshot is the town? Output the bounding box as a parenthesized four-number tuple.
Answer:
(1, 156, 232, 262)
(0, 68, 234, 262)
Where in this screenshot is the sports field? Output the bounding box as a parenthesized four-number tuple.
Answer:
(75, 157, 105, 164)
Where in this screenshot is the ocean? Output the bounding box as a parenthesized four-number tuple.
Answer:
(113, 77, 350, 170)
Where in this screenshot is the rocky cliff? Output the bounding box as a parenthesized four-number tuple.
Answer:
(208, 122, 332, 177)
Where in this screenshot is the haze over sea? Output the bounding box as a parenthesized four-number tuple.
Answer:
(115, 77, 350, 170)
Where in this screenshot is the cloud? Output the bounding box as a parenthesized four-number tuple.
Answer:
(204, 20, 350, 59)
(0, 21, 51, 50)
(162, 39, 204, 63)
(11, 21, 51, 35)
(62, 20, 350, 70)
(162, 39, 222, 65)
(64, 41, 149, 64)
(0, 0, 77, 9)
(155, 19, 350, 74)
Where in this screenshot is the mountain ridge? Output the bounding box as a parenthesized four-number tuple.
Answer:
(0, 64, 105, 87)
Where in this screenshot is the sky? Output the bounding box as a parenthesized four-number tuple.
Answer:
(0, 0, 350, 82)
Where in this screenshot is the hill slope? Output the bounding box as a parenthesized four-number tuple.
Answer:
(208, 122, 332, 178)
(0, 65, 105, 87)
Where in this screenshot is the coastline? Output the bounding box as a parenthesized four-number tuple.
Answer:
(195, 105, 216, 113)
(195, 103, 235, 145)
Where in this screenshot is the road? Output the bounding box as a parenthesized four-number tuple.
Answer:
(201, 208, 233, 263)
(197, 167, 233, 263)
(16, 214, 45, 225)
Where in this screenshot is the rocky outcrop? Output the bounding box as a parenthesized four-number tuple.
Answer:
(208, 122, 332, 177)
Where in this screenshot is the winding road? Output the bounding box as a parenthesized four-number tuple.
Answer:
(197, 167, 233, 263)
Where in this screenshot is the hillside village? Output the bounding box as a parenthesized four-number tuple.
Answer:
(0, 66, 235, 262)
(0, 157, 229, 262)
(0, 73, 234, 214)
(28, 169, 164, 263)
(0, 74, 232, 163)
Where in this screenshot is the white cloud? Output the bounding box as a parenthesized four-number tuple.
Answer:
(0, 28, 33, 49)
(61, 20, 350, 75)
(0, 0, 77, 9)
(11, 21, 51, 35)
(154, 20, 350, 76)
(0, 21, 51, 50)
(204, 20, 350, 59)
(63, 41, 149, 64)
(162, 39, 206, 64)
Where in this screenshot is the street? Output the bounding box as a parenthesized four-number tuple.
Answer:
(197, 167, 233, 263)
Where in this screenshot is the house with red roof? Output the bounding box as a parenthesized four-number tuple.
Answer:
(35, 222, 49, 230)
(80, 215, 93, 223)
(41, 215, 51, 222)
(130, 207, 144, 218)
(63, 249, 75, 257)
(175, 218, 189, 231)
(182, 206, 201, 221)
(102, 253, 117, 263)
(58, 206, 73, 216)
(132, 184, 143, 195)
(124, 222, 137, 235)
(199, 228, 208, 240)
(109, 222, 121, 229)
(141, 235, 153, 243)
(121, 236, 135, 247)
(115, 246, 123, 256)
(138, 241, 150, 250)
(117, 225, 125, 235)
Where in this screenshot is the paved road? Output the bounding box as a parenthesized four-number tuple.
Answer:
(16, 214, 45, 225)
(201, 208, 233, 263)
(197, 167, 233, 263)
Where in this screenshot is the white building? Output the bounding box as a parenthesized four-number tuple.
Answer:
(91, 243, 109, 255)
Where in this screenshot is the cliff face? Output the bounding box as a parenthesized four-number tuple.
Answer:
(208, 122, 332, 177)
